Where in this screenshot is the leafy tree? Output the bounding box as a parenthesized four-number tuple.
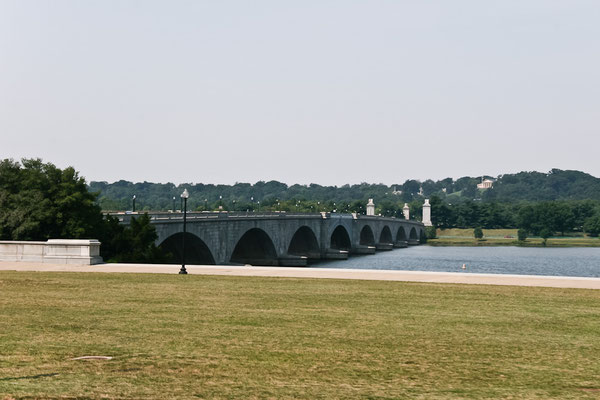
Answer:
(425, 226, 437, 239)
(473, 227, 483, 239)
(0, 158, 103, 240)
(105, 214, 170, 263)
(584, 215, 600, 237)
(0, 158, 169, 263)
(539, 228, 552, 246)
(517, 228, 528, 242)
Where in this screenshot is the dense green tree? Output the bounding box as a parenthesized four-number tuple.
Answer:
(517, 228, 528, 242)
(473, 227, 483, 239)
(584, 214, 600, 237)
(425, 226, 437, 239)
(539, 228, 552, 246)
(0, 158, 103, 240)
(0, 158, 169, 263)
(105, 214, 170, 263)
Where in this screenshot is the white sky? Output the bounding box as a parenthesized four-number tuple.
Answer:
(1, 1, 599, 185)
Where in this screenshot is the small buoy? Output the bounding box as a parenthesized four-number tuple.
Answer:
(462, 263, 466, 270)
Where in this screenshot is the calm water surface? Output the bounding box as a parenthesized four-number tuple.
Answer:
(315, 246, 600, 277)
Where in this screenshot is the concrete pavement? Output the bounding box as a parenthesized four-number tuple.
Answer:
(2, 261, 600, 289)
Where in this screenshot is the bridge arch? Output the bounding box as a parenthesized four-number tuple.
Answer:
(360, 225, 376, 246)
(396, 227, 407, 242)
(288, 226, 320, 259)
(159, 232, 216, 265)
(230, 228, 278, 266)
(409, 227, 418, 241)
(379, 226, 393, 244)
(330, 225, 351, 251)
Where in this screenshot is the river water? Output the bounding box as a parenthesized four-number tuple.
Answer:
(315, 246, 600, 278)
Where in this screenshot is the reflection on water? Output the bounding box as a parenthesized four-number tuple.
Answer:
(315, 246, 600, 277)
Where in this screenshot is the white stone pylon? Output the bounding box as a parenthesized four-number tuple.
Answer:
(403, 203, 410, 220)
(366, 199, 375, 216)
(422, 199, 432, 226)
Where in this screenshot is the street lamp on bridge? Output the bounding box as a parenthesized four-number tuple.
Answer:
(179, 188, 189, 275)
(132, 195, 136, 212)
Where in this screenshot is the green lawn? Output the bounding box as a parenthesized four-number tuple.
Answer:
(431, 229, 600, 247)
(2, 271, 600, 399)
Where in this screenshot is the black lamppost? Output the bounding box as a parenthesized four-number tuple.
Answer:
(132, 195, 136, 212)
(172, 196, 176, 212)
(179, 188, 189, 275)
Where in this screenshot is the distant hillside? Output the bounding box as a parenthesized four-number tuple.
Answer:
(89, 169, 600, 211)
(482, 169, 600, 202)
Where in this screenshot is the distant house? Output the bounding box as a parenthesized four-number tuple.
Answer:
(477, 178, 494, 189)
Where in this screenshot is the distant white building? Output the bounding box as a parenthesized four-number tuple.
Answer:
(477, 178, 494, 189)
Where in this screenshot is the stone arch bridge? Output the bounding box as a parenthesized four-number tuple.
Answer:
(114, 212, 425, 267)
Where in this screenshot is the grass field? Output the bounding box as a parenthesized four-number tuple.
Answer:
(2, 271, 600, 399)
(430, 229, 600, 247)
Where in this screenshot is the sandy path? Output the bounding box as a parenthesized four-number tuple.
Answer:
(2, 261, 600, 289)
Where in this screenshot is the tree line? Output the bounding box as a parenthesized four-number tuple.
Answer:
(428, 197, 600, 237)
(89, 168, 600, 212)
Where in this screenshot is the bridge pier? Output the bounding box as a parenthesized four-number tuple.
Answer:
(352, 245, 377, 255)
(278, 254, 308, 267)
(324, 248, 349, 260)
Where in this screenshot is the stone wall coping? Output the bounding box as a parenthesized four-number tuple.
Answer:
(47, 239, 101, 245)
(0, 240, 46, 245)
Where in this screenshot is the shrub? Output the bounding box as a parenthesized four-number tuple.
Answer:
(539, 228, 552, 246)
(517, 228, 528, 241)
(584, 215, 600, 237)
(425, 226, 437, 239)
(473, 227, 484, 239)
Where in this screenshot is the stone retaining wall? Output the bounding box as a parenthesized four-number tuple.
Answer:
(0, 239, 102, 265)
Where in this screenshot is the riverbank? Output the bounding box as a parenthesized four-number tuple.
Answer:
(428, 237, 600, 247)
(430, 228, 600, 247)
(2, 270, 600, 399)
(2, 261, 600, 289)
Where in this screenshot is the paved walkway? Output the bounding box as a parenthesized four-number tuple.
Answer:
(2, 261, 600, 289)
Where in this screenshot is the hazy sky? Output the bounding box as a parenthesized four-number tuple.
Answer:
(1, 1, 599, 185)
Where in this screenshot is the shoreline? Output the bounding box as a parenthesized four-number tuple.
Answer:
(2, 261, 600, 290)
(428, 238, 600, 247)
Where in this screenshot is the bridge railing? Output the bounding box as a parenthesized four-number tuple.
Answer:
(109, 211, 325, 224)
(107, 211, 424, 226)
